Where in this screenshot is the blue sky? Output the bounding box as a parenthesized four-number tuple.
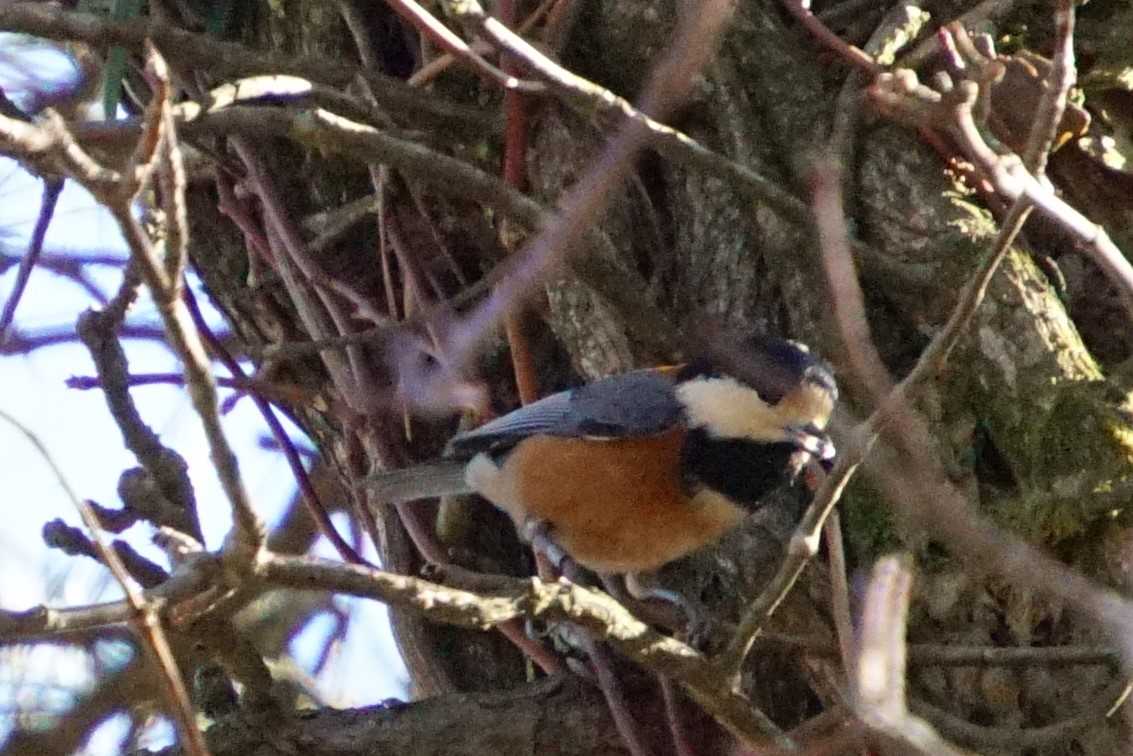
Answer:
(0, 35, 407, 752)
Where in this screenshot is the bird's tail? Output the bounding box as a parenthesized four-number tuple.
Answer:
(363, 461, 473, 503)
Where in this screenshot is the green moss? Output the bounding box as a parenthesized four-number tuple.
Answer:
(979, 383, 1133, 540)
(839, 480, 901, 558)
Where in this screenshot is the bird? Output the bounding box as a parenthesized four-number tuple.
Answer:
(366, 334, 838, 579)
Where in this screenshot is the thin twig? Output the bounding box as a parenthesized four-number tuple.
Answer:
(4, 547, 789, 748)
(496, 0, 540, 407)
(871, 18, 1133, 318)
(715, 452, 856, 677)
(67, 369, 316, 406)
(230, 137, 361, 405)
(753, 633, 1122, 668)
(1020, 0, 1076, 175)
(128, 47, 263, 556)
(76, 303, 203, 543)
(406, 0, 557, 88)
(384, 0, 543, 93)
(432, 0, 731, 373)
(911, 678, 1132, 751)
(660, 676, 698, 756)
(823, 510, 855, 682)
(155, 67, 188, 287)
(0, 409, 208, 756)
(0, 249, 116, 304)
(813, 0, 1133, 686)
(855, 403, 1133, 674)
(439, 0, 809, 228)
(717, 164, 1015, 674)
(182, 286, 369, 565)
(0, 3, 494, 133)
(0, 176, 63, 346)
(0, 558, 218, 641)
(67, 70, 910, 300)
(495, 617, 565, 675)
(899, 0, 1035, 70)
(719, 8, 1089, 670)
(579, 634, 656, 756)
(1, 322, 179, 355)
(0, 45, 268, 555)
(779, 0, 880, 74)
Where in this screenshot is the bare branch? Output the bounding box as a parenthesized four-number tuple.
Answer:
(910, 678, 1133, 751)
(182, 286, 368, 566)
(722, 4, 1112, 673)
(806, 114, 1133, 700)
(0, 3, 493, 133)
(870, 17, 1133, 318)
(852, 556, 964, 755)
(257, 554, 790, 749)
(754, 633, 1122, 668)
(75, 308, 203, 542)
(440, 0, 810, 229)
(899, 0, 1036, 70)
(0, 176, 64, 346)
(779, 0, 880, 75)
(0, 409, 208, 756)
(0, 50, 266, 560)
(432, 0, 733, 370)
(381, 0, 543, 92)
(150, 47, 189, 288)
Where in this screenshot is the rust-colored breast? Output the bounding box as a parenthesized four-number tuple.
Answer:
(490, 429, 746, 573)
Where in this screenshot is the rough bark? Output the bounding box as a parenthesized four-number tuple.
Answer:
(5, 0, 1133, 751)
(179, 0, 1133, 749)
(133, 676, 641, 756)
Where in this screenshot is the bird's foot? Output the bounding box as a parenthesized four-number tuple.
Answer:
(519, 517, 570, 571)
(625, 572, 716, 651)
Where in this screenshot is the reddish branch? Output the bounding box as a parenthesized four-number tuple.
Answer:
(182, 287, 369, 565)
(497, 0, 540, 406)
(779, 0, 880, 74)
(804, 6, 1133, 744)
(383, 0, 542, 92)
(869, 29, 1133, 317)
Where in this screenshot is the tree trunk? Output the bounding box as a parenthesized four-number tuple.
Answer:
(7, 0, 1133, 751)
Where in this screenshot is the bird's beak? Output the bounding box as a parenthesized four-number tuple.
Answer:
(787, 424, 836, 461)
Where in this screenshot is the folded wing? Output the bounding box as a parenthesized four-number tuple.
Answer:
(446, 369, 684, 457)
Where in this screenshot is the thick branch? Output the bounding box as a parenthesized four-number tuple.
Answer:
(257, 554, 785, 747)
(133, 676, 633, 756)
(0, 4, 491, 133)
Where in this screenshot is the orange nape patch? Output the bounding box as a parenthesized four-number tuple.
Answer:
(474, 430, 746, 574)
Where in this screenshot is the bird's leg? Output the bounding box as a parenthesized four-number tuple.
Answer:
(625, 572, 713, 647)
(519, 517, 622, 654)
(517, 517, 577, 639)
(600, 574, 685, 632)
(519, 517, 570, 571)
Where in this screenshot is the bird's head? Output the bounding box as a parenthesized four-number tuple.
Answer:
(675, 335, 838, 508)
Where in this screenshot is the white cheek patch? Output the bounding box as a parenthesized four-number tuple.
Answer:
(678, 375, 835, 444)
(676, 376, 786, 442)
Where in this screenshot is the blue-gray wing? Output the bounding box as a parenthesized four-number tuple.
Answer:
(446, 370, 683, 457)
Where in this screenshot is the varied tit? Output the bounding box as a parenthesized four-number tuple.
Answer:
(368, 335, 838, 575)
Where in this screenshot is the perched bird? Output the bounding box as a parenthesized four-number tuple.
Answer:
(367, 335, 838, 577)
